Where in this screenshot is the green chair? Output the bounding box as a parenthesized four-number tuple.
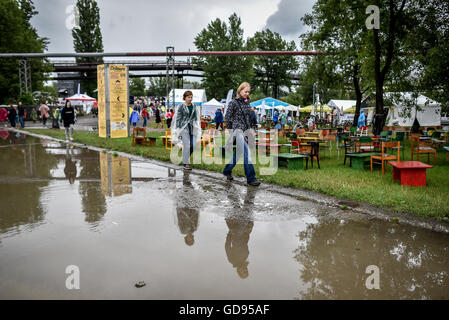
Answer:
(358, 136, 375, 152)
(379, 131, 389, 141)
(392, 132, 405, 160)
(350, 126, 357, 136)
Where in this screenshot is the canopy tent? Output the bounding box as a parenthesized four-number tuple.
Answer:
(167, 89, 207, 106)
(344, 106, 356, 114)
(385, 92, 441, 127)
(250, 97, 290, 108)
(251, 97, 299, 120)
(299, 105, 331, 113)
(65, 93, 97, 114)
(201, 98, 224, 117)
(328, 100, 357, 113)
(65, 93, 96, 103)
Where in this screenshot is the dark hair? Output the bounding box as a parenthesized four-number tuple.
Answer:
(183, 90, 193, 100)
(65, 100, 71, 108)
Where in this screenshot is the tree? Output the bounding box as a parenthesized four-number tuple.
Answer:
(194, 13, 254, 99)
(0, 0, 51, 104)
(368, 0, 410, 134)
(129, 78, 146, 96)
(301, 0, 376, 126)
(72, 0, 104, 96)
(146, 75, 166, 97)
(406, 0, 449, 105)
(248, 29, 299, 98)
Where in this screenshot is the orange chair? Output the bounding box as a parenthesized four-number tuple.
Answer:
(370, 141, 400, 175)
(296, 128, 306, 137)
(132, 127, 146, 145)
(411, 135, 436, 164)
(165, 129, 172, 151)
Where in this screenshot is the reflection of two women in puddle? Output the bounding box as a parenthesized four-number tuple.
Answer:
(64, 145, 77, 184)
(175, 171, 257, 279)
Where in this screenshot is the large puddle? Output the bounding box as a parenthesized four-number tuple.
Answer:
(0, 130, 448, 299)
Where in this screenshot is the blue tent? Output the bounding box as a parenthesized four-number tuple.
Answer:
(250, 97, 290, 108)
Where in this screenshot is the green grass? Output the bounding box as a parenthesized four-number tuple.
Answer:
(24, 128, 449, 220)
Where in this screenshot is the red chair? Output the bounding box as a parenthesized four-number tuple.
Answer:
(291, 139, 307, 154)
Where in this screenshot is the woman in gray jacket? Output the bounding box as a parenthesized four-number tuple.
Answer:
(172, 91, 201, 170)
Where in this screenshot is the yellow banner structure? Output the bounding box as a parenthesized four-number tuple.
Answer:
(99, 152, 131, 197)
(97, 64, 129, 138)
(97, 65, 107, 137)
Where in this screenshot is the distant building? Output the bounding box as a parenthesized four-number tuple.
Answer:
(56, 73, 80, 98)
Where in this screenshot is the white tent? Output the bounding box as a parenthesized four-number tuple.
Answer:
(201, 98, 224, 117)
(65, 93, 97, 114)
(385, 93, 441, 127)
(328, 99, 357, 113)
(167, 89, 207, 106)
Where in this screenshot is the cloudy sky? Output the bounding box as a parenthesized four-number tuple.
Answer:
(31, 0, 316, 53)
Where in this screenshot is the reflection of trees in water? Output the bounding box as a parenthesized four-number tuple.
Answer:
(294, 218, 449, 299)
(0, 137, 58, 233)
(77, 150, 106, 225)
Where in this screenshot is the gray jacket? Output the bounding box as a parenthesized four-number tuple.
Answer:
(176, 103, 198, 129)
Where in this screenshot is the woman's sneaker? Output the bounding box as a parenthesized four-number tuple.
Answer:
(247, 180, 260, 186)
(183, 164, 192, 171)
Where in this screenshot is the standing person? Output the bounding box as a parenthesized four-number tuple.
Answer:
(307, 116, 315, 130)
(141, 106, 149, 127)
(129, 106, 139, 127)
(52, 106, 60, 129)
(39, 101, 50, 127)
(166, 108, 174, 128)
(155, 107, 162, 128)
(280, 109, 287, 129)
(214, 108, 224, 130)
(61, 101, 76, 141)
(273, 109, 279, 126)
(7, 105, 17, 127)
(30, 107, 38, 123)
(171, 90, 201, 171)
(223, 82, 260, 186)
(249, 107, 257, 129)
(17, 101, 25, 128)
(0, 106, 7, 127)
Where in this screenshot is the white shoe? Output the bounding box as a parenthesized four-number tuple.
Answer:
(69, 137, 73, 141)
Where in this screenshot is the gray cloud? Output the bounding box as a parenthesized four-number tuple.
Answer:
(265, 0, 315, 38)
(30, 0, 316, 55)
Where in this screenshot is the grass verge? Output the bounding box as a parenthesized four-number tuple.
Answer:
(23, 128, 449, 221)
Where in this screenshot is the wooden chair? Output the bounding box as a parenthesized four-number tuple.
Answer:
(165, 129, 172, 151)
(343, 136, 358, 166)
(357, 136, 375, 153)
(132, 127, 146, 145)
(291, 139, 308, 154)
(411, 135, 436, 164)
(370, 141, 400, 174)
(201, 129, 213, 158)
(296, 128, 306, 137)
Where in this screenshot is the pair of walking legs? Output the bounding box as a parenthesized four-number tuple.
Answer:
(223, 132, 256, 184)
(65, 124, 74, 140)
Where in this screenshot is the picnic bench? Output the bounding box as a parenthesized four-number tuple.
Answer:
(347, 152, 380, 170)
(389, 161, 433, 186)
(271, 153, 308, 170)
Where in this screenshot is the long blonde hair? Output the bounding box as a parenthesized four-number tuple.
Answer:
(236, 82, 251, 98)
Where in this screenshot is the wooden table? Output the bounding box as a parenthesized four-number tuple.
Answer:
(389, 161, 433, 186)
(347, 152, 380, 170)
(271, 153, 308, 170)
(444, 146, 449, 162)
